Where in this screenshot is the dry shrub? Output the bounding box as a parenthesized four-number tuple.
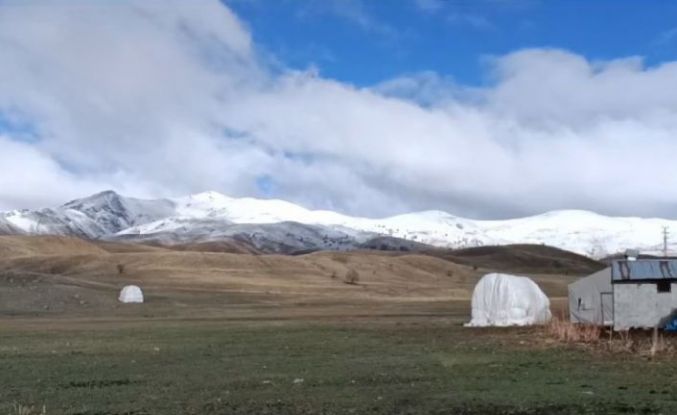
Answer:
(344, 268, 360, 285)
(612, 327, 672, 357)
(546, 317, 675, 358)
(547, 317, 601, 343)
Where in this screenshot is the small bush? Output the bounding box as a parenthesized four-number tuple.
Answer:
(344, 269, 360, 285)
(116, 264, 125, 275)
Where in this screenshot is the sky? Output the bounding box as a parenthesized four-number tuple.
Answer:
(2, 0, 677, 219)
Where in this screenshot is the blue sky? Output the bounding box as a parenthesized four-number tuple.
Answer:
(228, 0, 677, 87)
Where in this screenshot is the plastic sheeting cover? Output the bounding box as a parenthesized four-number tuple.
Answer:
(118, 285, 144, 303)
(466, 273, 551, 327)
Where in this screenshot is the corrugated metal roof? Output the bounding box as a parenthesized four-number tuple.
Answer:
(611, 259, 677, 281)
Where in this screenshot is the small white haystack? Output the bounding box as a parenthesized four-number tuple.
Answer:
(118, 285, 144, 304)
(466, 273, 551, 327)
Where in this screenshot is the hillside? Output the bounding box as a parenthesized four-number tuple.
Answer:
(0, 236, 580, 318)
(425, 244, 605, 275)
(0, 235, 109, 259)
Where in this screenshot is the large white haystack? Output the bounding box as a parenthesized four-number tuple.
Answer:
(466, 273, 551, 327)
(118, 285, 144, 303)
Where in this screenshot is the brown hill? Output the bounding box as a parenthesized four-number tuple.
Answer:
(159, 240, 261, 254)
(0, 235, 109, 259)
(421, 244, 604, 276)
(0, 236, 582, 319)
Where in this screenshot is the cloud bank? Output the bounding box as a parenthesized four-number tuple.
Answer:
(1, 1, 677, 218)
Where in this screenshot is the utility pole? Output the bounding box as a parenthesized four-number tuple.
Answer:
(663, 226, 670, 257)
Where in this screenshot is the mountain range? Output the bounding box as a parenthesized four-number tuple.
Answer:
(0, 190, 674, 258)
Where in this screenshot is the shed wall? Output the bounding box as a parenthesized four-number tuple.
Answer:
(613, 283, 677, 330)
(568, 268, 612, 325)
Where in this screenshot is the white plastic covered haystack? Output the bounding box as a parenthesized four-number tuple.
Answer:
(118, 285, 144, 303)
(466, 273, 551, 327)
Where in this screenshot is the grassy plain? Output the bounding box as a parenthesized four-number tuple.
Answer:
(3, 236, 659, 414)
(3, 311, 677, 415)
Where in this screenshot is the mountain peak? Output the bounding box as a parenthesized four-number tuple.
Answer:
(94, 189, 121, 199)
(184, 191, 231, 202)
(63, 190, 122, 208)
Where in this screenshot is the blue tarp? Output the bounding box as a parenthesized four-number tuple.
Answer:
(665, 316, 677, 332)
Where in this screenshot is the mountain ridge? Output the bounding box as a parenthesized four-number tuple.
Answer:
(1, 190, 674, 257)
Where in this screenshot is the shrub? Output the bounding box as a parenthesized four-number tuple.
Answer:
(344, 269, 360, 285)
(116, 264, 125, 275)
(546, 317, 676, 357)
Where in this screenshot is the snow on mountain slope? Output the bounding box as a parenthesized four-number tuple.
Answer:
(114, 220, 370, 254)
(0, 191, 174, 238)
(2, 190, 677, 257)
(112, 193, 677, 257)
(121, 193, 484, 247)
(0, 217, 21, 235)
(62, 190, 175, 233)
(480, 210, 672, 257)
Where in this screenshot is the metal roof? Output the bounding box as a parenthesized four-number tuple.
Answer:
(611, 259, 677, 282)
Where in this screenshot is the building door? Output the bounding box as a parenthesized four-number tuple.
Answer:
(600, 292, 613, 326)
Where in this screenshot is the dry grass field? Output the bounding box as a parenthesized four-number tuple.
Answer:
(0, 236, 592, 320)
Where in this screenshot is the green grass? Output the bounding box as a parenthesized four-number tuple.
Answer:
(2, 320, 677, 414)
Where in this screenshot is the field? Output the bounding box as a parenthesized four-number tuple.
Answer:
(4, 236, 673, 414)
(5, 316, 677, 415)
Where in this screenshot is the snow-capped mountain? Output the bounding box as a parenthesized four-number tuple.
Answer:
(0, 191, 174, 238)
(2, 190, 677, 257)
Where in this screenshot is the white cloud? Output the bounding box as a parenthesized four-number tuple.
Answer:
(373, 71, 480, 107)
(0, 135, 143, 210)
(654, 27, 677, 47)
(0, 0, 263, 201)
(2, 2, 677, 218)
(414, 0, 444, 13)
(294, 0, 395, 37)
(412, 0, 495, 30)
(447, 12, 495, 30)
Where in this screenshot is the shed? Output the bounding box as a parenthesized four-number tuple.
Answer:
(612, 259, 677, 330)
(569, 259, 677, 330)
(568, 267, 612, 326)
